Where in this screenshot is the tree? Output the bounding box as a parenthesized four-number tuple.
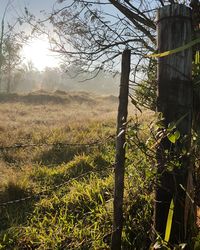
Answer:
(0, 0, 10, 91)
(2, 34, 22, 93)
(42, 67, 61, 91)
(43, 0, 196, 108)
(0, 0, 24, 93)
(15, 61, 42, 93)
(48, 0, 157, 77)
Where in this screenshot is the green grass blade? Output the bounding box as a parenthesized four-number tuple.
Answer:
(195, 51, 200, 64)
(164, 198, 174, 243)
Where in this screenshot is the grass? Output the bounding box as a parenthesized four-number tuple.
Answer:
(0, 91, 155, 249)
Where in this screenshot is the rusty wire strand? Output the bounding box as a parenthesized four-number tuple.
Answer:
(0, 167, 113, 207)
(0, 134, 115, 151)
(0, 135, 115, 206)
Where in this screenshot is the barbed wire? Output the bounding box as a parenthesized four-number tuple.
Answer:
(0, 169, 112, 207)
(0, 134, 115, 152)
(0, 134, 115, 206)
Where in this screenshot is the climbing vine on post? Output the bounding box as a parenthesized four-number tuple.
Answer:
(154, 4, 194, 246)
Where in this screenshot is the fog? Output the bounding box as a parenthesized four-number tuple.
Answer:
(0, 65, 119, 96)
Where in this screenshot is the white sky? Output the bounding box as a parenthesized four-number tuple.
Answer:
(1, 0, 62, 71)
(21, 37, 61, 71)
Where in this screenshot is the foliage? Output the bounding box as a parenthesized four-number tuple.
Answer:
(1, 35, 22, 93)
(134, 59, 157, 111)
(0, 1, 24, 94)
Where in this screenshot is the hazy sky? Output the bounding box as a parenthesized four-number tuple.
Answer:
(0, 0, 118, 71)
(0, 0, 62, 70)
(1, 0, 56, 17)
(0, 0, 127, 71)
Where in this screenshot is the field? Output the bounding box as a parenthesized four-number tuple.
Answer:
(0, 91, 155, 249)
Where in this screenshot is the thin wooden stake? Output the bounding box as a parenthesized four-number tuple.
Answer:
(111, 49, 131, 250)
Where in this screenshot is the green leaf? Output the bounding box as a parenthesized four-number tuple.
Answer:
(164, 198, 174, 243)
(167, 130, 180, 144)
(167, 122, 176, 132)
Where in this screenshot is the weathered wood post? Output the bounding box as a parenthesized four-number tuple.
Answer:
(155, 4, 193, 244)
(111, 49, 130, 250)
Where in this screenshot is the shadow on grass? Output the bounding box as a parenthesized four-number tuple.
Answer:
(31, 147, 112, 188)
(0, 182, 35, 231)
(0, 151, 21, 164)
(51, 152, 112, 187)
(35, 145, 95, 165)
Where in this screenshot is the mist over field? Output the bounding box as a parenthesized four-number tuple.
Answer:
(0, 66, 119, 96)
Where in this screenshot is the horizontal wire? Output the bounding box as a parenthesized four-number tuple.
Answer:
(0, 168, 113, 207)
(0, 135, 115, 151)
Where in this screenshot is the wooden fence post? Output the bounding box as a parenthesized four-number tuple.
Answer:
(154, 4, 193, 244)
(111, 49, 130, 250)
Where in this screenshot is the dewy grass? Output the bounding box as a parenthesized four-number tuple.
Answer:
(0, 92, 154, 249)
(16, 175, 114, 249)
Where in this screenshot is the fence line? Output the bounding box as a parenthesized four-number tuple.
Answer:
(0, 169, 111, 207)
(0, 134, 115, 152)
(0, 134, 115, 206)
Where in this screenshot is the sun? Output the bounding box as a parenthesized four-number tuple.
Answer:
(21, 37, 60, 71)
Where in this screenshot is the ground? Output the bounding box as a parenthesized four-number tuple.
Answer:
(1, 91, 199, 249)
